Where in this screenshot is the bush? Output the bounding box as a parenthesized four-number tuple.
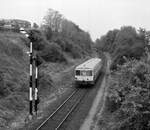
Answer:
(106, 59, 150, 129)
(39, 73, 53, 90)
(69, 44, 83, 58)
(0, 71, 7, 96)
(95, 26, 146, 68)
(39, 42, 67, 62)
(43, 26, 53, 40)
(53, 37, 83, 58)
(23, 29, 48, 51)
(11, 44, 24, 59)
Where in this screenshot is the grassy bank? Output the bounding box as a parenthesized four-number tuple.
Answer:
(0, 29, 94, 129)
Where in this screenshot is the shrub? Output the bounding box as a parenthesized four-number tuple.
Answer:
(106, 59, 150, 129)
(53, 37, 83, 58)
(11, 44, 24, 59)
(0, 71, 17, 96)
(0, 71, 7, 96)
(39, 42, 67, 62)
(23, 29, 48, 51)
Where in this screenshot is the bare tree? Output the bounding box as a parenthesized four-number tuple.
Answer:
(43, 9, 64, 32)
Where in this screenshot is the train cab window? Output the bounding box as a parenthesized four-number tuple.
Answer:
(80, 70, 92, 76)
(75, 70, 80, 75)
(86, 70, 92, 76)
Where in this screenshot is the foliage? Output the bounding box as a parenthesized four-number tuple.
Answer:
(38, 70, 53, 93)
(95, 29, 119, 53)
(41, 8, 93, 58)
(61, 19, 93, 54)
(52, 36, 83, 58)
(106, 59, 150, 129)
(33, 22, 39, 29)
(42, 25, 53, 40)
(21, 9, 93, 63)
(39, 42, 67, 62)
(43, 9, 64, 33)
(0, 20, 5, 26)
(0, 71, 7, 96)
(95, 26, 147, 69)
(26, 29, 48, 51)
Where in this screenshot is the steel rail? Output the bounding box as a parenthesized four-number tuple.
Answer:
(36, 89, 79, 130)
(55, 90, 87, 130)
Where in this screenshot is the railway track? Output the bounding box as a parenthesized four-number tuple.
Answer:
(36, 88, 88, 130)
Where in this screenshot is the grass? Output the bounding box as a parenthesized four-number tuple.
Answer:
(0, 31, 30, 128)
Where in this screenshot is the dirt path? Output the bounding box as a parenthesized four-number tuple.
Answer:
(79, 53, 111, 130)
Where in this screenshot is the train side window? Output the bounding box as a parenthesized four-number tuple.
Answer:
(76, 70, 80, 75)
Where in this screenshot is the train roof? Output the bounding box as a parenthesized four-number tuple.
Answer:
(75, 58, 101, 70)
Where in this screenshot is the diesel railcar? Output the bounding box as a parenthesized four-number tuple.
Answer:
(74, 58, 102, 85)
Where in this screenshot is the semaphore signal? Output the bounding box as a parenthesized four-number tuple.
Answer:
(20, 28, 39, 117)
(34, 55, 39, 115)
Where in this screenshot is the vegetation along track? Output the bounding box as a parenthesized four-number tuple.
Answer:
(36, 88, 88, 130)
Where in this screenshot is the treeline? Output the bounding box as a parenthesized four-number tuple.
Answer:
(95, 26, 150, 129)
(95, 26, 147, 69)
(27, 9, 93, 63)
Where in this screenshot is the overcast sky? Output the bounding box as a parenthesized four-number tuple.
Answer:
(0, 0, 150, 40)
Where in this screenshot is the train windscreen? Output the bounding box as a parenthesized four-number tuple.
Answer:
(75, 70, 80, 75)
(75, 70, 92, 76)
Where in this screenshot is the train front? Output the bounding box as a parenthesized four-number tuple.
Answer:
(74, 69, 94, 85)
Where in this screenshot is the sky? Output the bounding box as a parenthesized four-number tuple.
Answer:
(0, 0, 150, 40)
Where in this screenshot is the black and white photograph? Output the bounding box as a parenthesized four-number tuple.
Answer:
(0, 0, 150, 130)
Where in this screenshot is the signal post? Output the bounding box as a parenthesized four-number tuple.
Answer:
(20, 28, 39, 117)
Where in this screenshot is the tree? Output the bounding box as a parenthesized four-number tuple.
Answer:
(95, 29, 119, 53)
(0, 20, 5, 26)
(42, 8, 93, 58)
(33, 22, 39, 29)
(43, 9, 64, 32)
(40, 43, 66, 62)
